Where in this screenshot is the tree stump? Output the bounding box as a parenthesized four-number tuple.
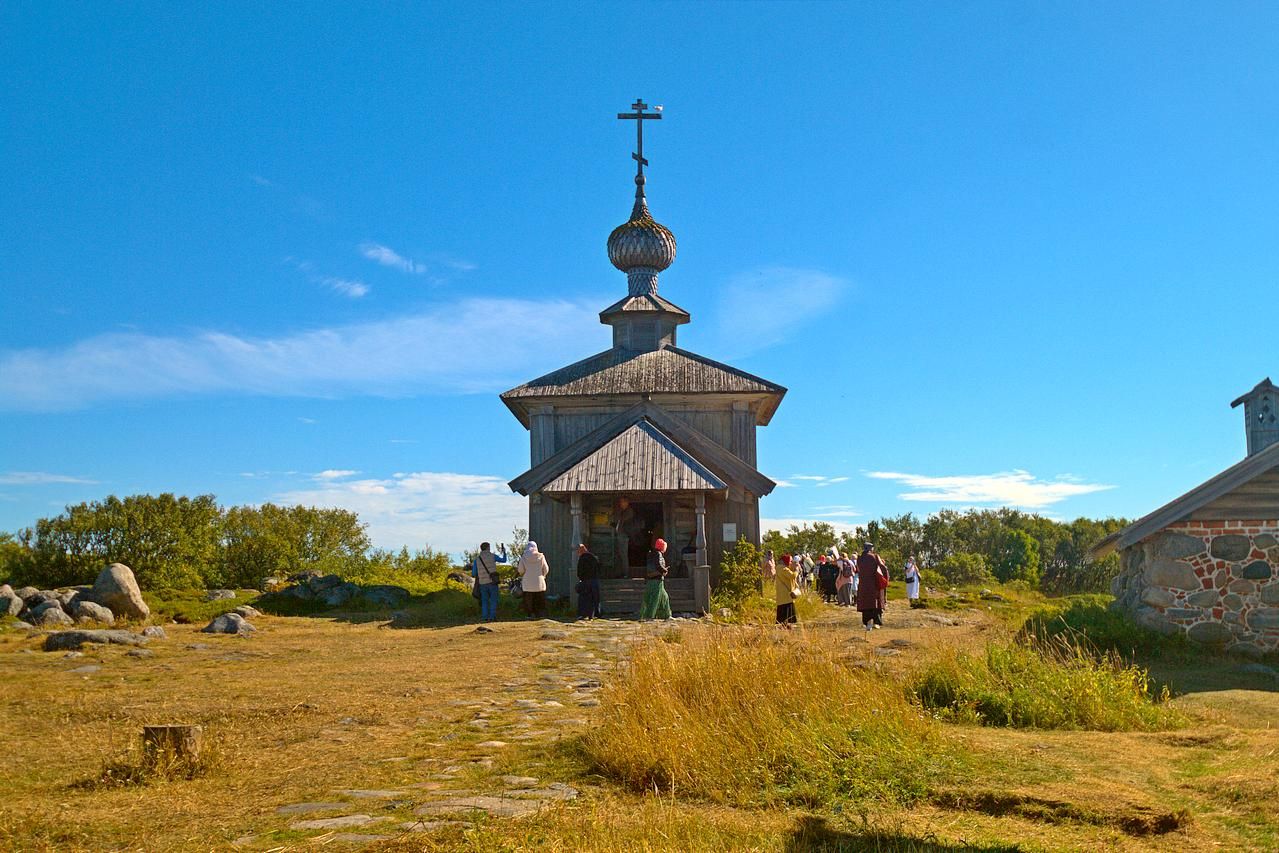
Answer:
(142, 725, 203, 772)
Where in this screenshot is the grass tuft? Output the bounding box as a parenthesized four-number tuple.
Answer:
(1018, 596, 1190, 659)
(913, 635, 1183, 731)
(580, 625, 960, 808)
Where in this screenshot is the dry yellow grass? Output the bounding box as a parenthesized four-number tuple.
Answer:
(0, 600, 1276, 852)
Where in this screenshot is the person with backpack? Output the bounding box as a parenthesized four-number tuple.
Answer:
(855, 542, 889, 630)
(472, 542, 507, 622)
(638, 537, 672, 621)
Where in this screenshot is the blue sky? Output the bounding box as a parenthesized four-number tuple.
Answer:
(3, 2, 1278, 556)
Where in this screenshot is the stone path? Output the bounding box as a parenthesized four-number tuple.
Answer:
(246, 616, 687, 848)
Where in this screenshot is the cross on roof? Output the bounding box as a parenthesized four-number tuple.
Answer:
(617, 98, 662, 179)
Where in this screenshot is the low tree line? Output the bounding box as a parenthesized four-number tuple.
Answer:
(762, 508, 1128, 594)
(0, 493, 452, 591)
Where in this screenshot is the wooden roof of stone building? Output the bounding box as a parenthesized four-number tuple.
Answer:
(510, 400, 777, 499)
(1090, 440, 1279, 559)
(542, 421, 727, 493)
(501, 345, 786, 427)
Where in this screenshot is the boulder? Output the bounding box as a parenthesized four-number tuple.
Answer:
(1140, 587, 1175, 608)
(1151, 532, 1205, 560)
(1254, 534, 1279, 550)
(90, 563, 150, 620)
(1186, 589, 1219, 608)
(1187, 620, 1233, 646)
(284, 584, 315, 601)
(1145, 558, 1199, 590)
(262, 577, 286, 592)
(0, 583, 11, 597)
(1241, 561, 1273, 581)
(307, 574, 343, 593)
(1245, 608, 1279, 632)
(206, 589, 237, 601)
(33, 606, 74, 627)
(1262, 584, 1279, 606)
(1210, 535, 1251, 562)
(1221, 594, 1245, 613)
(1, 593, 23, 617)
(201, 613, 256, 635)
(320, 582, 360, 608)
(71, 600, 115, 625)
(55, 589, 78, 608)
(362, 585, 410, 607)
(15, 586, 40, 601)
(27, 590, 62, 609)
(142, 625, 167, 639)
(43, 629, 149, 651)
(232, 605, 262, 619)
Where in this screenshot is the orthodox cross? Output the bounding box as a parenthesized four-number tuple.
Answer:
(617, 98, 662, 179)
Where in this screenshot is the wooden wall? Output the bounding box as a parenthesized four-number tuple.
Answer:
(1190, 468, 1279, 520)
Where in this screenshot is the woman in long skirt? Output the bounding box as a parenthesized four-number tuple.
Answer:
(835, 557, 856, 606)
(775, 554, 798, 626)
(903, 556, 921, 605)
(855, 542, 889, 630)
(638, 538, 672, 620)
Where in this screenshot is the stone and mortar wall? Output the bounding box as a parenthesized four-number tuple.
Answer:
(1111, 520, 1279, 656)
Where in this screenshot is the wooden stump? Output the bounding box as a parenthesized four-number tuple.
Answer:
(142, 725, 203, 771)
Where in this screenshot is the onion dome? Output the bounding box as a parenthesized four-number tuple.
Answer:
(607, 177, 676, 295)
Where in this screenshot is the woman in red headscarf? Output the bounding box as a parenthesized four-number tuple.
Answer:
(638, 537, 672, 620)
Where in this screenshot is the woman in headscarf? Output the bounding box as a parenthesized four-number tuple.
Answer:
(835, 553, 856, 606)
(903, 555, 921, 606)
(518, 541, 550, 618)
(775, 553, 798, 626)
(760, 548, 777, 594)
(855, 542, 889, 630)
(638, 538, 672, 621)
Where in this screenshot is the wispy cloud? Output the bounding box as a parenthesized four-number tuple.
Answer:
(866, 470, 1114, 509)
(285, 257, 368, 299)
(359, 242, 427, 275)
(811, 504, 862, 518)
(0, 297, 603, 411)
(298, 417, 317, 425)
(790, 475, 849, 487)
(713, 267, 846, 357)
(277, 471, 526, 558)
(314, 469, 358, 481)
(0, 471, 97, 486)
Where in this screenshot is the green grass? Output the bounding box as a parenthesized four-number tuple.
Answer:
(912, 636, 1184, 731)
(1019, 596, 1191, 659)
(145, 588, 262, 624)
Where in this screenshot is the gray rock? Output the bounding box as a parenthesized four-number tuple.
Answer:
(1166, 608, 1202, 621)
(27, 590, 62, 609)
(1186, 589, 1218, 608)
(43, 629, 149, 651)
(1228, 579, 1257, 595)
(1245, 608, 1279, 632)
(63, 651, 84, 658)
(141, 626, 167, 639)
(1262, 584, 1279, 606)
(231, 605, 262, 619)
(276, 802, 349, 815)
(1140, 587, 1175, 608)
(206, 589, 236, 601)
(201, 613, 256, 635)
(1222, 594, 1245, 612)
(70, 600, 115, 625)
(0, 593, 23, 617)
(320, 582, 360, 607)
(1152, 532, 1205, 560)
(1230, 644, 1268, 661)
(15, 586, 40, 601)
(33, 605, 74, 627)
(90, 563, 150, 620)
(1210, 535, 1252, 562)
(69, 664, 102, 674)
(1241, 561, 1273, 581)
(126, 648, 153, 658)
(415, 796, 540, 818)
(1187, 621, 1233, 646)
(0, 583, 11, 597)
(307, 574, 343, 593)
(362, 585, 409, 607)
(1255, 534, 1279, 550)
(1134, 608, 1179, 635)
(1146, 558, 1199, 590)
(540, 630, 569, 640)
(289, 815, 391, 830)
(284, 584, 315, 601)
(55, 589, 78, 608)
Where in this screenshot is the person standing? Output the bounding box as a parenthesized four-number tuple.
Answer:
(760, 549, 777, 594)
(835, 555, 856, 607)
(575, 543, 602, 620)
(638, 538, 672, 621)
(903, 556, 921, 606)
(775, 553, 798, 626)
(472, 542, 507, 622)
(855, 542, 889, 631)
(518, 541, 550, 618)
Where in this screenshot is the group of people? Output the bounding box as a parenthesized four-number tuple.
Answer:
(469, 537, 675, 622)
(763, 544, 922, 630)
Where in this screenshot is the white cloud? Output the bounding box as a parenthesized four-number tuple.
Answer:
(713, 267, 846, 356)
(319, 276, 369, 299)
(0, 471, 97, 485)
(277, 471, 526, 559)
(359, 242, 426, 275)
(789, 474, 850, 487)
(811, 505, 861, 518)
(865, 469, 1114, 509)
(761, 517, 861, 538)
(314, 469, 358, 481)
(0, 296, 604, 411)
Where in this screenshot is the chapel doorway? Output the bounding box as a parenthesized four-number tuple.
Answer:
(610, 497, 663, 579)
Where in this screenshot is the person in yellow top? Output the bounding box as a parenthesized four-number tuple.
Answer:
(775, 553, 799, 626)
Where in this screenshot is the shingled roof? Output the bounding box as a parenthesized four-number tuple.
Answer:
(542, 420, 727, 493)
(501, 345, 786, 426)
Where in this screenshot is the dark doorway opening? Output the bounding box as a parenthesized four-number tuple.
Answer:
(609, 497, 664, 579)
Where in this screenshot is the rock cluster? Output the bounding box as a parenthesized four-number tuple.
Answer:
(1, 563, 149, 628)
(1112, 522, 1279, 655)
(265, 573, 410, 609)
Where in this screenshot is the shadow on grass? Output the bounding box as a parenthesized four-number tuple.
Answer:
(783, 816, 1026, 852)
(253, 587, 580, 630)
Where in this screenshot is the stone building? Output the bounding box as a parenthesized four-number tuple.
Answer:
(1095, 378, 1279, 653)
(502, 102, 785, 614)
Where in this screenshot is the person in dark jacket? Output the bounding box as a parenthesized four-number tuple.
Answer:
(855, 542, 889, 630)
(638, 538, 672, 620)
(575, 543, 602, 620)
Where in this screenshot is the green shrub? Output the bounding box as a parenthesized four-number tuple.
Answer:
(1019, 596, 1189, 659)
(712, 539, 762, 610)
(913, 636, 1182, 731)
(934, 552, 993, 586)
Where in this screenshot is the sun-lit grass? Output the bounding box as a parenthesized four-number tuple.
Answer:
(913, 635, 1184, 731)
(580, 624, 961, 807)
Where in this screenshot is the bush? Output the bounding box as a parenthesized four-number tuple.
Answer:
(913, 636, 1182, 731)
(581, 626, 958, 806)
(934, 552, 993, 586)
(1019, 597, 1189, 659)
(712, 540, 762, 610)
